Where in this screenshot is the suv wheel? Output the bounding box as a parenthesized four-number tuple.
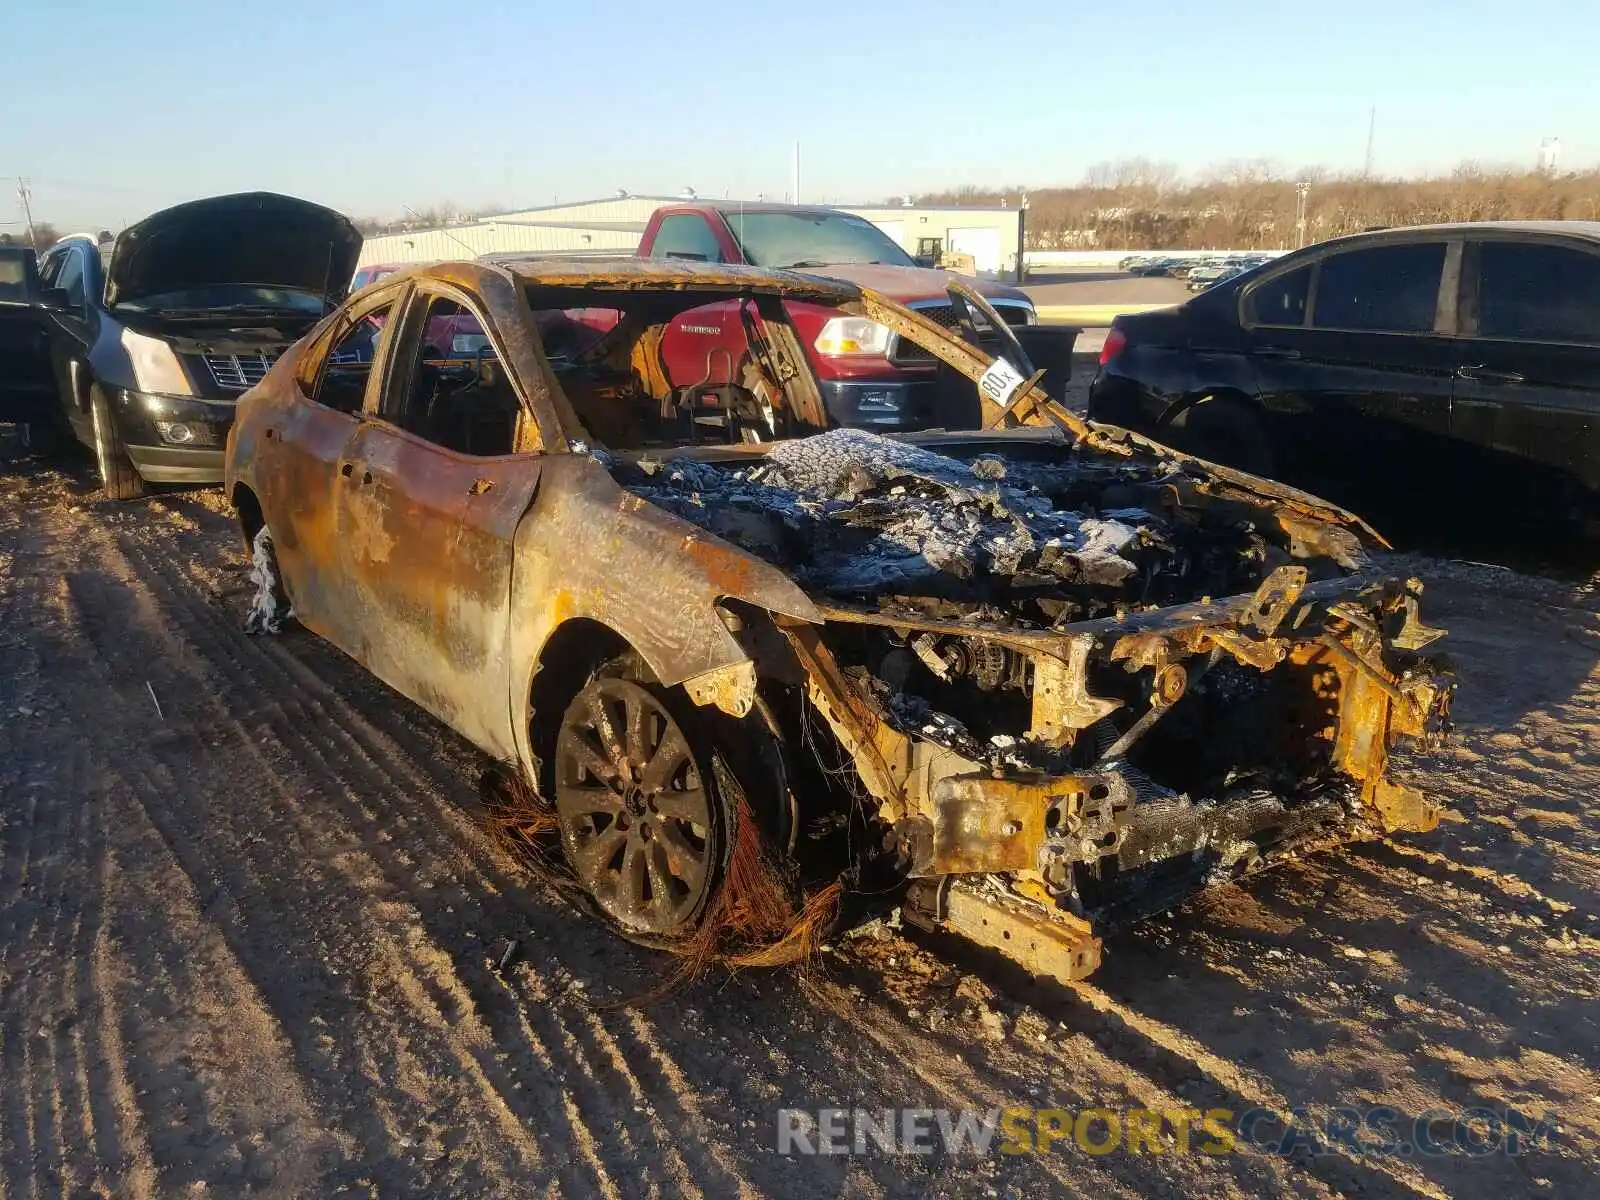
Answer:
(89, 385, 146, 500)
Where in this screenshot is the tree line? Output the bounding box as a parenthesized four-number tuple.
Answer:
(912, 160, 1600, 250)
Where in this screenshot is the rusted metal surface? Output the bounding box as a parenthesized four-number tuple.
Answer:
(1029, 635, 1122, 745)
(227, 255, 1458, 986)
(905, 878, 1102, 982)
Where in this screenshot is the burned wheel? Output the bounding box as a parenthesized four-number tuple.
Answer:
(554, 677, 722, 939)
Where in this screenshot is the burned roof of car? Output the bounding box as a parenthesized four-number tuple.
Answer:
(468, 256, 865, 301)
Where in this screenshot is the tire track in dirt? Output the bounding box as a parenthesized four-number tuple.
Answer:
(90, 514, 674, 1194)
(44, 557, 505, 1194)
(0, 496, 158, 1198)
(0, 534, 97, 1198)
(62, 502, 717, 1195)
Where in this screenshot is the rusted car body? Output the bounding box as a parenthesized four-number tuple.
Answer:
(225, 258, 1452, 981)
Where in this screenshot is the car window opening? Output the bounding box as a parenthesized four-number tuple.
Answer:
(391, 296, 521, 457)
(522, 285, 827, 451)
(313, 302, 392, 414)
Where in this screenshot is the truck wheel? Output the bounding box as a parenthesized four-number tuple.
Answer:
(89, 385, 146, 500)
(1169, 395, 1276, 477)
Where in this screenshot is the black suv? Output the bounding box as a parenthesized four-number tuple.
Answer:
(1090, 222, 1600, 539)
(2, 193, 360, 498)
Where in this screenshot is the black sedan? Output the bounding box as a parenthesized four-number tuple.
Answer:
(1089, 221, 1600, 542)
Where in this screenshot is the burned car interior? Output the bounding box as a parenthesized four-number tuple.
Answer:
(230, 258, 1455, 985)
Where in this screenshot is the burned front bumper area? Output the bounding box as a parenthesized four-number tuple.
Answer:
(783, 566, 1452, 982)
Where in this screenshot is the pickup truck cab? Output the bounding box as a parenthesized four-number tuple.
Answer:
(489, 202, 1051, 432)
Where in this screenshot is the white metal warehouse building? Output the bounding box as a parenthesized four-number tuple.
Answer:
(356, 195, 1026, 280)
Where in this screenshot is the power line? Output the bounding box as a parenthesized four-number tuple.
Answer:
(17, 179, 37, 247)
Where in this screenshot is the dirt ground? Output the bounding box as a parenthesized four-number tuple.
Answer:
(0, 436, 1596, 1199)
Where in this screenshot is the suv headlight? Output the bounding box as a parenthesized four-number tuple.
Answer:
(814, 317, 892, 357)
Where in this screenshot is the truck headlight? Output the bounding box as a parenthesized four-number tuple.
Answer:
(814, 317, 892, 357)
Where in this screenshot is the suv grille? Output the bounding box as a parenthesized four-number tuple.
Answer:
(203, 351, 279, 392)
(889, 302, 1032, 365)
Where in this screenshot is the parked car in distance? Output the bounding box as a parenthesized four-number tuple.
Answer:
(1091, 221, 1600, 540)
(224, 255, 1452, 985)
(349, 263, 401, 294)
(1, 193, 361, 498)
(0, 244, 58, 451)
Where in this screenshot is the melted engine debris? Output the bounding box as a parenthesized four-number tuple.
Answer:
(612, 429, 1275, 626)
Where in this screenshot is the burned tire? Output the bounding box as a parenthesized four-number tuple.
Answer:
(552, 665, 737, 944)
(1168, 395, 1276, 478)
(89, 384, 146, 500)
(243, 525, 295, 635)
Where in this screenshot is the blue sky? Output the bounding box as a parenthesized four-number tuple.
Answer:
(3, 0, 1597, 231)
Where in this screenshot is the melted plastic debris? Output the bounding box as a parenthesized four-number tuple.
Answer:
(618, 429, 1144, 601)
(243, 526, 293, 635)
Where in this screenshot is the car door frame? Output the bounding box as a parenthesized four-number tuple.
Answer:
(36, 240, 100, 444)
(0, 245, 56, 425)
(1452, 232, 1600, 498)
(333, 275, 547, 759)
(1238, 234, 1462, 497)
(261, 278, 414, 654)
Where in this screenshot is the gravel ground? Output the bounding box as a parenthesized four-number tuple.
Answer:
(0, 435, 1596, 1199)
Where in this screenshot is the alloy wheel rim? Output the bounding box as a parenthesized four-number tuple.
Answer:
(554, 678, 714, 935)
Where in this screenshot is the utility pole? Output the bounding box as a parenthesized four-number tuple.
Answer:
(1363, 107, 1376, 178)
(17, 178, 37, 248)
(1296, 182, 1311, 248)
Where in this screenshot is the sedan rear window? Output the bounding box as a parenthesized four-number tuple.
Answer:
(1475, 241, 1600, 345)
(1244, 263, 1311, 326)
(1312, 243, 1445, 333)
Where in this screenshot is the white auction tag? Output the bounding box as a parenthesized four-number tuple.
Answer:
(977, 357, 1028, 406)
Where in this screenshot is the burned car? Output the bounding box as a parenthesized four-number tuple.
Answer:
(225, 259, 1453, 983)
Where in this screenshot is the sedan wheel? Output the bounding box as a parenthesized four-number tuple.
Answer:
(554, 677, 719, 938)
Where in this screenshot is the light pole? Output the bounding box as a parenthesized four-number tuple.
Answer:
(1295, 182, 1311, 249)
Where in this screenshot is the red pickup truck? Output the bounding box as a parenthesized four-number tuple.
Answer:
(493, 202, 1047, 431)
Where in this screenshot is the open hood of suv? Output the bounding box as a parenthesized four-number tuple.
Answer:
(106, 192, 362, 309)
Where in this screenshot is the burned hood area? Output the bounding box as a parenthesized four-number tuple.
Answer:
(605, 427, 1451, 947)
(611, 426, 1360, 627)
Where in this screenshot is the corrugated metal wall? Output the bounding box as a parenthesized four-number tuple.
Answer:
(493, 196, 679, 225)
(357, 220, 641, 266)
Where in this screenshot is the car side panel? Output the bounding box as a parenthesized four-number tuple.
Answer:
(503, 452, 822, 780)
(332, 419, 539, 760)
(243, 380, 365, 650)
(1451, 339, 1600, 495)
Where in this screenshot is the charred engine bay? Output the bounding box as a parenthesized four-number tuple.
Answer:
(611, 430, 1357, 789)
(612, 428, 1340, 628)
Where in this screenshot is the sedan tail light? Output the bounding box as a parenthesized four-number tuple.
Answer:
(1099, 327, 1128, 366)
